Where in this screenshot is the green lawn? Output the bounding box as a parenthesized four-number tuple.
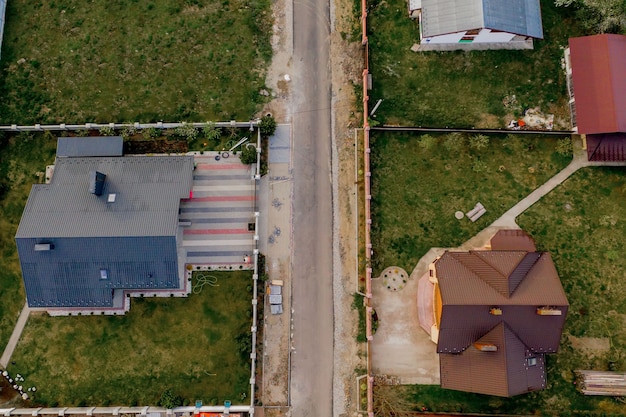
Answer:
(367, 0, 586, 127)
(0, 132, 57, 349)
(370, 131, 571, 275)
(391, 167, 626, 416)
(7, 270, 253, 406)
(0, 0, 272, 124)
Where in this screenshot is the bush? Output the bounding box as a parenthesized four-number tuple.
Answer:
(418, 134, 437, 150)
(99, 126, 115, 136)
(469, 134, 489, 150)
(203, 122, 222, 143)
(175, 123, 198, 141)
(556, 137, 573, 157)
(443, 132, 465, 152)
(240, 144, 258, 164)
(120, 126, 137, 140)
(158, 389, 184, 409)
(143, 127, 160, 140)
(259, 115, 277, 137)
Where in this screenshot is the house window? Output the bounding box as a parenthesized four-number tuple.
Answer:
(460, 36, 474, 43)
(466, 29, 480, 35)
(100, 269, 109, 280)
(527, 357, 537, 366)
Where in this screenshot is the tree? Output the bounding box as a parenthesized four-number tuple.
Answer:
(555, 0, 626, 33)
(240, 144, 258, 165)
(259, 115, 277, 137)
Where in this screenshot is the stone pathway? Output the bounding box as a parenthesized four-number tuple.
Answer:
(0, 304, 30, 369)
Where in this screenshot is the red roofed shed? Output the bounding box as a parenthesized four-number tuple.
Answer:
(568, 34, 626, 135)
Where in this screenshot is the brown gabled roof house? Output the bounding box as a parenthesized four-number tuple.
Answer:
(426, 230, 568, 397)
(566, 34, 626, 161)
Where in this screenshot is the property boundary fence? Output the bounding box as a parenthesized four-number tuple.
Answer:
(0, 121, 258, 132)
(372, 126, 573, 135)
(360, 0, 375, 415)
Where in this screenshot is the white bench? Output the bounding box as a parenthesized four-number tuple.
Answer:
(466, 202, 487, 222)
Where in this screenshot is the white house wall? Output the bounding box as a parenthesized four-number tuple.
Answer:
(423, 29, 516, 45)
(474, 29, 515, 43)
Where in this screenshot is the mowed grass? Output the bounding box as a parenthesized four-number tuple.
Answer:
(0, 133, 57, 349)
(0, 0, 272, 124)
(367, 0, 585, 127)
(370, 131, 570, 275)
(7, 271, 253, 406)
(393, 168, 626, 416)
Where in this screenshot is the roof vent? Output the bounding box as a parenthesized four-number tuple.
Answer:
(107, 193, 116, 203)
(536, 307, 562, 316)
(89, 171, 106, 196)
(474, 342, 498, 352)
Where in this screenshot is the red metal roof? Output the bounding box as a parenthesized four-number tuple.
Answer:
(569, 34, 626, 134)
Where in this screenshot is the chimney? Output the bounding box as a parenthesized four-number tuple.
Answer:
(89, 171, 106, 196)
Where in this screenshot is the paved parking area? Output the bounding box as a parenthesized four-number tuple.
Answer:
(178, 153, 256, 266)
(371, 267, 440, 384)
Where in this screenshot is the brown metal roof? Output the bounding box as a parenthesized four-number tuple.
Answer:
(490, 229, 537, 252)
(440, 323, 547, 397)
(569, 34, 626, 134)
(586, 133, 626, 161)
(434, 244, 568, 396)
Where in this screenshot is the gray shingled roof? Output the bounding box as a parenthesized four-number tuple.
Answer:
(16, 155, 194, 239)
(57, 136, 124, 157)
(15, 154, 193, 308)
(421, 0, 543, 39)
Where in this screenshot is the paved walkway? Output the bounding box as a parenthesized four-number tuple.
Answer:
(0, 304, 30, 369)
(179, 154, 256, 266)
(259, 124, 293, 407)
(492, 141, 626, 228)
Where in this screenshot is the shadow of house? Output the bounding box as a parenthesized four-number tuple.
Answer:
(15, 137, 194, 315)
(565, 34, 626, 161)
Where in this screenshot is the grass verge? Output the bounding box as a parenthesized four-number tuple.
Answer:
(0, 0, 272, 124)
(7, 270, 253, 406)
(370, 131, 571, 275)
(367, 0, 586, 127)
(0, 132, 57, 349)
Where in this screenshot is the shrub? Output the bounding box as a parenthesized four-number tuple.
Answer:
(443, 132, 465, 152)
(259, 114, 277, 137)
(556, 137, 573, 157)
(99, 126, 115, 136)
(143, 127, 160, 140)
(120, 126, 137, 140)
(472, 158, 488, 173)
(75, 129, 89, 137)
(158, 389, 183, 409)
(240, 144, 257, 164)
(418, 134, 437, 150)
(175, 123, 198, 141)
(203, 122, 222, 143)
(469, 134, 490, 150)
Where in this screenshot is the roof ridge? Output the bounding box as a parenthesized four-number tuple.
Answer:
(455, 251, 508, 297)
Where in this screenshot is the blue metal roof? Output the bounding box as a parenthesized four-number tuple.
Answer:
(421, 0, 543, 39)
(482, 0, 543, 39)
(16, 236, 179, 307)
(57, 136, 124, 157)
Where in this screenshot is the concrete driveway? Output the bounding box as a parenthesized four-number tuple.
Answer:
(371, 267, 440, 385)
